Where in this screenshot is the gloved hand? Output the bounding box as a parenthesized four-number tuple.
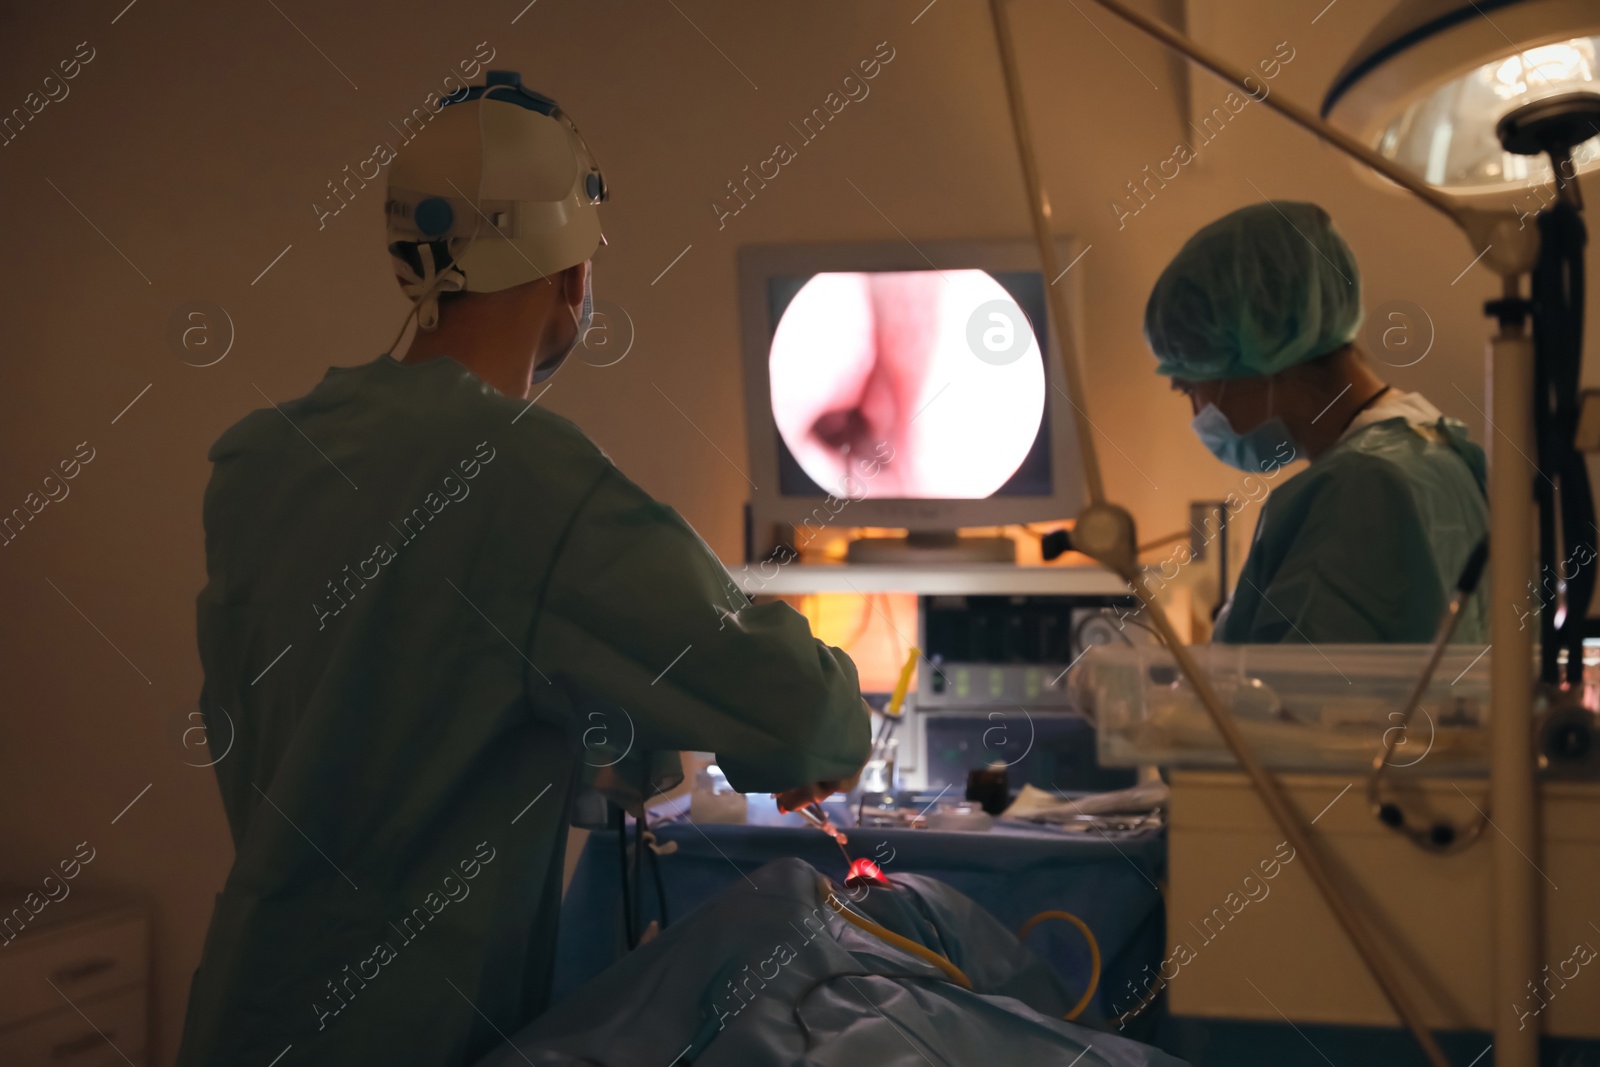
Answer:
(774, 774, 860, 814)
(773, 697, 871, 813)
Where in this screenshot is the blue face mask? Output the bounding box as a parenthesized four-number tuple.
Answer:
(533, 267, 594, 384)
(1191, 402, 1296, 473)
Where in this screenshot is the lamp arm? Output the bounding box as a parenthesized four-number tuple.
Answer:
(1089, 0, 1541, 278)
(987, 0, 1108, 505)
(1080, 0, 1466, 222)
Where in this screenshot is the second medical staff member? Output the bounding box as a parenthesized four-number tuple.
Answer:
(177, 73, 868, 1066)
(1145, 201, 1488, 644)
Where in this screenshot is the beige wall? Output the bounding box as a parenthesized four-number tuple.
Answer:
(0, 0, 1588, 1062)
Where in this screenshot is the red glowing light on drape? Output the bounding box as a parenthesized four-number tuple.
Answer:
(846, 858, 889, 885)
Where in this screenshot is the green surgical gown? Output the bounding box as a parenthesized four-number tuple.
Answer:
(176, 355, 870, 1067)
(1218, 415, 1488, 644)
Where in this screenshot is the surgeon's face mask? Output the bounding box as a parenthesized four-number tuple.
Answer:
(533, 264, 594, 384)
(1191, 379, 1296, 473)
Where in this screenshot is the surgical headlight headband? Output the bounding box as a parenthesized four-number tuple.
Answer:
(386, 71, 608, 338)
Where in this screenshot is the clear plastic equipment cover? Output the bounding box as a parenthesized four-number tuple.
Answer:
(1075, 643, 1492, 773)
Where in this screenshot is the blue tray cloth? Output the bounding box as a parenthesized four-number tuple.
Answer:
(555, 819, 1166, 1027)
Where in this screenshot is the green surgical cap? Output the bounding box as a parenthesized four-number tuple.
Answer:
(1144, 201, 1364, 381)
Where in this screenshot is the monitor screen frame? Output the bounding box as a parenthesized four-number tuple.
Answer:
(738, 238, 1090, 553)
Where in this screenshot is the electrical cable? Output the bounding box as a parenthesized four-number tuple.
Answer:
(1119, 613, 1165, 643)
(643, 830, 671, 929)
(1016, 910, 1102, 1021)
(1533, 200, 1594, 686)
(633, 798, 646, 940)
(1214, 501, 1230, 625)
(615, 805, 635, 949)
(646, 847, 670, 929)
(1369, 536, 1490, 853)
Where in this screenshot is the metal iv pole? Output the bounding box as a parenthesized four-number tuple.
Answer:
(985, 1, 1547, 1064)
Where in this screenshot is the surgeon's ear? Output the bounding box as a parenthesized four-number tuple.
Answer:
(561, 260, 589, 311)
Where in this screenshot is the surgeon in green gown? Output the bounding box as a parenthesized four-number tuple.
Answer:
(1143, 201, 1487, 644)
(177, 73, 869, 1067)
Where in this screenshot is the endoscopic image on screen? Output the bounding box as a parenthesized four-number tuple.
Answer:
(768, 269, 1050, 500)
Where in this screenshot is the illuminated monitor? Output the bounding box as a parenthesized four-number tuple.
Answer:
(738, 240, 1089, 560)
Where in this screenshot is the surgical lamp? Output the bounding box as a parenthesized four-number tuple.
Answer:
(1323, 0, 1600, 199)
(987, 2, 1599, 1065)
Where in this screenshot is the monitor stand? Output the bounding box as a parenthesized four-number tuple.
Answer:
(845, 530, 1016, 564)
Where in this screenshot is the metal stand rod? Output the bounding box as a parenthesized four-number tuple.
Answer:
(988, 0, 1107, 506)
(1488, 314, 1541, 1067)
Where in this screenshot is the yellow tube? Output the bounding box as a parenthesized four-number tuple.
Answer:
(1017, 910, 1101, 1021)
(817, 881, 1106, 1025)
(819, 879, 973, 990)
(886, 647, 919, 719)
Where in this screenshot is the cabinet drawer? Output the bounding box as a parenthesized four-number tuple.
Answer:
(0, 984, 145, 1065)
(0, 917, 147, 1028)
